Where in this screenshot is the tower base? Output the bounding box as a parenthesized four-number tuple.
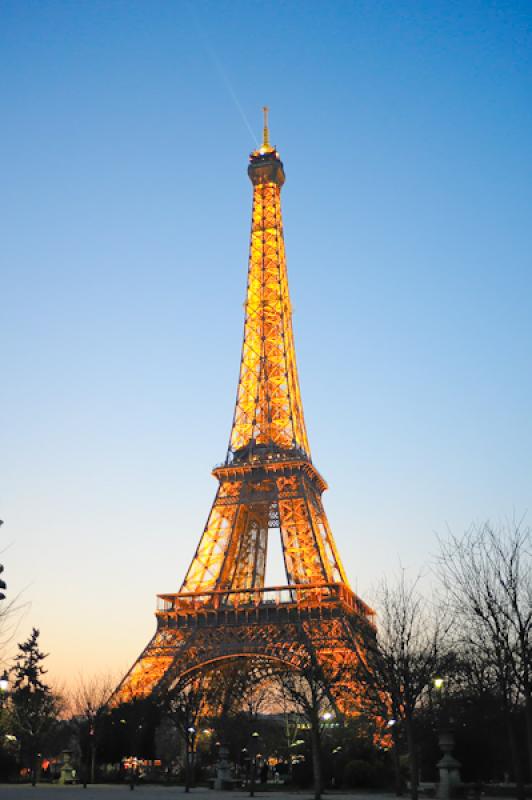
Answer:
(113, 582, 375, 705)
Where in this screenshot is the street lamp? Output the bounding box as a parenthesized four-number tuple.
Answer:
(433, 676, 461, 798)
(185, 726, 196, 793)
(0, 670, 9, 693)
(386, 717, 403, 796)
(249, 731, 260, 798)
(331, 746, 342, 788)
(0, 671, 9, 709)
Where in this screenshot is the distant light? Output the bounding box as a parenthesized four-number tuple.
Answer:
(387, 719, 396, 728)
(433, 677, 444, 690)
(321, 711, 333, 721)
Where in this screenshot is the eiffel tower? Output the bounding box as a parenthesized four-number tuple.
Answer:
(113, 110, 375, 705)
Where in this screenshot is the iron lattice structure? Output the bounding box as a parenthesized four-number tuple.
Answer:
(113, 112, 374, 705)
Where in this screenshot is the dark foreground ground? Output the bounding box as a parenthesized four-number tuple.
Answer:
(0, 783, 532, 800)
(0, 787, 397, 800)
(0, 787, 520, 800)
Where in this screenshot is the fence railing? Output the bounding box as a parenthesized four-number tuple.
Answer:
(157, 582, 375, 625)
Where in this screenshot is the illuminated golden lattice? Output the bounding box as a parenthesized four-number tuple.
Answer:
(111, 114, 374, 708)
(228, 170, 310, 459)
(180, 132, 347, 596)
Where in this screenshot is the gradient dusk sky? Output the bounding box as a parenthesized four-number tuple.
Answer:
(1, 0, 531, 687)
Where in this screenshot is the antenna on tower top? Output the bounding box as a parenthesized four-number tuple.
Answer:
(262, 106, 270, 148)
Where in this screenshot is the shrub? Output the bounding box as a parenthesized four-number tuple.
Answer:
(343, 758, 378, 788)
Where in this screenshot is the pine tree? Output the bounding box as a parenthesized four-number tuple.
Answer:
(11, 628, 58, 785)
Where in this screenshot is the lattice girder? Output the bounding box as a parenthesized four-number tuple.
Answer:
(113, 605, 371, 709)
(112, 121, 374, 712)
(180, 461, 348, 595)
(229, 172, 310, 459)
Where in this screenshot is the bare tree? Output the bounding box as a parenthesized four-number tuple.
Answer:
(0, 524, 28, 665)
(208, 659, 272, 725)
(70, 673, 116, 785)
(154, 715, 180, 780)
(274, 623, 357, 800)
(161, 672, 211, 792)
(437, 520, 532, 798)
(358, 572, 451, 800)
(160, 659, 272, 792)
(455, 629, 525, 791)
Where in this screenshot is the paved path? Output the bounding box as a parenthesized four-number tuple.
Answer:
(0, 788, 396, 800)
(0, 789, 516, 800)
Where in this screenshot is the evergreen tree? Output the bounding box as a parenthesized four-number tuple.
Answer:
(10, 628, 58, 785)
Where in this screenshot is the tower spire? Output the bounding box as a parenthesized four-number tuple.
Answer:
(228, 110, 308, 463)
(262, 105, 270, 149)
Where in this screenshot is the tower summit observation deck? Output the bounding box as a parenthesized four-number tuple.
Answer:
(112, 110, 374, 704)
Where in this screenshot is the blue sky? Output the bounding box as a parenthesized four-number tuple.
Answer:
(1, 0, 531, 684)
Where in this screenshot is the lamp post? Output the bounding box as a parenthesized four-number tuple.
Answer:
(121, 718, 141, 792)
(433, 676, 446, 731)
(241, 747, 248, 784)
(387, 718, 403, 796)
(0, 670, 9, 707)
(249, 731, 260, 798)
(122, 719, 136, 792)
(185, 726, 196, 793)
(433, 677, 461, 799)
(0, 667, 9, 753)
(331, 746, 342, 788)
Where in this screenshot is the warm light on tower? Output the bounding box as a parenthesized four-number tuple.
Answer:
(111, 111, 375, 708)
